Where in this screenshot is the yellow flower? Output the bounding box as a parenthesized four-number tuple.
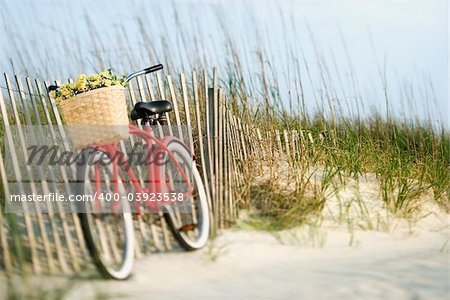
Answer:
(60, 70, 124, 96)
(88, 74, 102, 88)
(90, 81, 101, 89)
(76, 74, 88, 91)
(88, 74, 101, 81)
(103, 79, 112, 87)
(49, 90, 56, 99)
(55, 96, 63, 103)
(99, 70, 111, 79)
(60, 84, 72, 98)
(113, 80, 124, 86)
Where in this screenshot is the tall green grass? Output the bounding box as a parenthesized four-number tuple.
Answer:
(240, 115, 448, 231)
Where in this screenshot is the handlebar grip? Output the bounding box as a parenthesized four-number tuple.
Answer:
(143, 64, 163, 74)
(48, 85, 59, 91)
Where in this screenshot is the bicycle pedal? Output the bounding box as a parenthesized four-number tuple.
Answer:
(178, 224, 196, 232)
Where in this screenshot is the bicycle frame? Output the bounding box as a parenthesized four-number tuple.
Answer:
(92, 124, 194, 214)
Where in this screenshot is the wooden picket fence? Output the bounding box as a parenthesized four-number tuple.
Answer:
(0, 67, 321, 275)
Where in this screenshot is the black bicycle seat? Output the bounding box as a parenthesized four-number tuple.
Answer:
(131, 100, 172, 120)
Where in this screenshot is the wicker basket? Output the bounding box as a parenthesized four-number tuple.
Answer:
(59, 86, 129, 148)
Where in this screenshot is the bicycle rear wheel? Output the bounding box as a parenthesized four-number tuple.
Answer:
(76, 148, 134, 280)
(162, 140, 210, 250)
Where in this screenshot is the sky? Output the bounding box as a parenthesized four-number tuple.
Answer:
(0, 0, 448, 128)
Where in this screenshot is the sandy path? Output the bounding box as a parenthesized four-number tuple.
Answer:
(67, 214, 448, 300)
(2, 170, 448, 300)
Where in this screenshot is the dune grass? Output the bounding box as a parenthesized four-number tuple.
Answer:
(240, 112, 448, 231)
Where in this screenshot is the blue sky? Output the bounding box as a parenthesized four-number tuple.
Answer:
(0, 0, 447, 127)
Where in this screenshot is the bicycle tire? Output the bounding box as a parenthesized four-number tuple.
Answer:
(162, 140, 210, 250)
(76, 148, 134, 280)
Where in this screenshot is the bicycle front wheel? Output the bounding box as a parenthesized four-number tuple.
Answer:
(76, 148, 134, 280)
(162, 140, 210, 250)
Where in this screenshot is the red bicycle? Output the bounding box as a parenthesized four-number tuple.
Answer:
(76, 65, 210, 279)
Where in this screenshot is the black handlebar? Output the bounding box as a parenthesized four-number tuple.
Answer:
(143, 64, 163, 74)
(125, 64, 163, 82)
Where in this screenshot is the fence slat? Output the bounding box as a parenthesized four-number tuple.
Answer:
(156, 73, 174, 135)
(167, 75, 184, 140)
(192, 70, 214, 233)
(208, 85, 219, 230)
(203, 71, 216, 233)
(0, 148, 12, 271)
(275, 130, 283, 153)
(223, 100, 233, 223)
(236, 117, 248, 160)
(216, 90, 223, 228)
(144, 74, 156, 101)
(212, 70, 219, 228)
(283, 130, 291, 157)
(180, 74, 194, 155)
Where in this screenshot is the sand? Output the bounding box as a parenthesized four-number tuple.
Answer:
(2, 171, 448, 299)
(65, 219, 447, 299)
(62, 172, 449, 300)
